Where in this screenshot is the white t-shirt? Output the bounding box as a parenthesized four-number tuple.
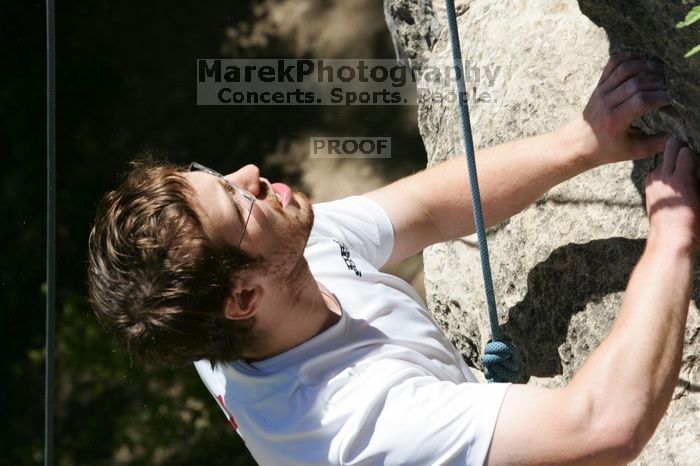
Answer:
(195, 196, 509, 466)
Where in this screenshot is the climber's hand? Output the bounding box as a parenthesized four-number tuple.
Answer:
(645, 137, 700, 253)
(575, 52, 672, 165)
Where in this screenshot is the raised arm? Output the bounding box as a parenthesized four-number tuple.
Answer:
(485, 138, 699, 465)
(366, 53, 670, 267)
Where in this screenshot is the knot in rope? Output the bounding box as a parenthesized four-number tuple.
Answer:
(482, 340, 519, 383)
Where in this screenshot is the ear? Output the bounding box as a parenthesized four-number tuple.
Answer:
(223, 281, 265, 321)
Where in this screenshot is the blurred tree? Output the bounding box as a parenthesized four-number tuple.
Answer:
(1, 0, 50, 463)
(3, 0, 426, 464)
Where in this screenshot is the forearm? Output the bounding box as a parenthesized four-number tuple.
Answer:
(569, 235, 693, 450)
(420, 119, 596, 241)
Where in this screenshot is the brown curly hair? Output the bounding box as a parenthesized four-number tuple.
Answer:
(87, 157, 260, 367)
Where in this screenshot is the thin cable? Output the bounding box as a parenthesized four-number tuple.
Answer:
(444, 0, 518, 383)
(45, 0, 56, 463)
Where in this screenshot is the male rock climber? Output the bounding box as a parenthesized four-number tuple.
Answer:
(88, 53, 699, 465)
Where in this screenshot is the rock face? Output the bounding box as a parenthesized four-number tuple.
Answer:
(385, 0, 700, 464)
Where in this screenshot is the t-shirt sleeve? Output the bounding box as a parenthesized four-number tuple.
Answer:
(335, 373, 510, 466)
(311, 196, 395, 269)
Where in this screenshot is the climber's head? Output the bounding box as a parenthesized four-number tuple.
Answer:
(87, 157, 313, 367)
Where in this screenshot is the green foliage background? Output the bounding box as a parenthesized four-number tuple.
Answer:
(3, 1, 425, 464)
(677, 5, 700, 57)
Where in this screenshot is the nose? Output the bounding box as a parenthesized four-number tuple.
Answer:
(225, 164, 261, 197)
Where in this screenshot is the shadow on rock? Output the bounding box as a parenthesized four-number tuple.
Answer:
(500, 237, 645, 381)
(631, 154, 663, 204)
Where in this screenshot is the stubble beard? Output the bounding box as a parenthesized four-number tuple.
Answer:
(264, 191, 315, 304)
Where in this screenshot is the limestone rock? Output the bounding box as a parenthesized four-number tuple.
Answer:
(384, 0, 700, 464)
(384, 0, 442, 64)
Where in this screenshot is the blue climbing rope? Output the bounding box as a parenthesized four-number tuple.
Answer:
(444, 0, 519, 383)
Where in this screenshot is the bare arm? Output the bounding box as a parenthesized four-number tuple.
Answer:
(367, 125, 595, 266)
(366, 53, 670, 267)
(485, 139, 699, 465)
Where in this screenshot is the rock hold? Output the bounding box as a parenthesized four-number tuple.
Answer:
(579, 0, 700, 150)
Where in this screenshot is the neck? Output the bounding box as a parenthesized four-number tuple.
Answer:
(244, 258, 340, 362)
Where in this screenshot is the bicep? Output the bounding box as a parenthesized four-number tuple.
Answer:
(364, 174, 444, 267)
(364, 155, 476, 267)
(485, 384, 625, 466)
